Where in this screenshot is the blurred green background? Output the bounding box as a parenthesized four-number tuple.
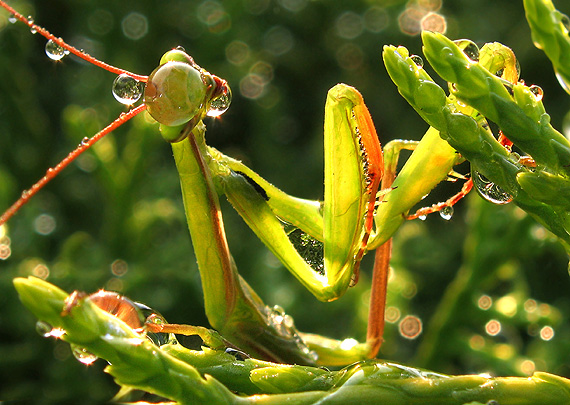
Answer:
(1, 0, 570, 402)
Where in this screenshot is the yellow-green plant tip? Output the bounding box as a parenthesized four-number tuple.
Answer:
(13, 276, 68, 325)
(524, 0, 570, 94)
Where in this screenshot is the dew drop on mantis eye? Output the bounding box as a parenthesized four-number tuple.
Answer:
(112, 73, 143, 105)
(45, 39, 70, 61)
(529, 85, 544, 102)
(439, 205, 454, 220)
(207, 85, 232, 117)
(472, 171, 513, 205)
(71, 345, 98, 365)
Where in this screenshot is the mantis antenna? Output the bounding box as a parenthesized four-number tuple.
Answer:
(0, 0, 149, 226)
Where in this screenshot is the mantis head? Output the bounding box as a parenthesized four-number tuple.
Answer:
(145, 49, 232, 143)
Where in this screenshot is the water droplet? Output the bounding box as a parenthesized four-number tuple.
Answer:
(207, 85, 232, 117)
(418, 215, 427, 221)
(81, 137, 90, 146)
(529, 85, 544, 101)
(8, 14, 17, 24)
(36, 321, 53, 337)
(225, 347, 249, 361)
(560, 13, 570, 32)
(269, 305, 285, 326)
(410, 54, 424, 68)
(27, 16, 36, 34)
(45, 39, 70, 61)
(112, 73, 142, 105)
(71, 345, 98, 365)
(454, 39, 479, 61)
(36, 321, 65, 338)
(439, 205, 454, 220)
(339, 337, 358, 351)
(472, 171, 513, 205)
(540, 113, 551, 126)
(136, 303, 178, 346)
(555, 70, 570, 94)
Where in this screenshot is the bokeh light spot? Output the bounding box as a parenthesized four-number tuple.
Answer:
(420, 12, 447, 34)
(226, 40, 250, 65)
(477, 294, 492, 310)
(111, 259, 129, 277)
(540, 325, 555, 341)
(524, 298, 537, 313)
(418, 0, 442, 12)
(496, 295, 517, 317)
(485, 319, 501, 336)
(335, 11, 363, 39)
(385, 306, 401, 323)
(240, 74, 265, 99)
(469, 334, 485, 350)
(494, 343, 515, 360)
(336, 43, 364, 71)
(88, 9, 114, 36)
(34, 213, 56, 236)
(277, 0, 307, 13)
(197, 0, 231, 33)
(520, 359, 536, 375)
(399, 315, 422, 339)
(32, 263, 50, 279)
(364, 6, 389, 33)
(263, 26, 294, 56)
(121, 12, 148, 40)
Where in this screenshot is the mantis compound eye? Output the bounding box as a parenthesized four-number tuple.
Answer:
(144, 49, 232, 129)
(144, 61, 209, 127)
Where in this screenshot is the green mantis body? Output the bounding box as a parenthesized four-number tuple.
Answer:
(148, 49, 461, 365)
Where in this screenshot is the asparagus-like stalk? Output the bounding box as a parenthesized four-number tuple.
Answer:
(14, 277, 570, 404)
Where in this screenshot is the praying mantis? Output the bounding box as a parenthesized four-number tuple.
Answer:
(0, 0, 472, 368)
(4, 1, 570, 402)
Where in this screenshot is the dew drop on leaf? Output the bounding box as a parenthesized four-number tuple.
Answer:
(71, 345, 98, 365)
(454, 39, 479, 61)
(472, 171, 513, 205)
(529, 85, 544, 102)
(555, 70, 570, 95)
(410, 54, 424, 68)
